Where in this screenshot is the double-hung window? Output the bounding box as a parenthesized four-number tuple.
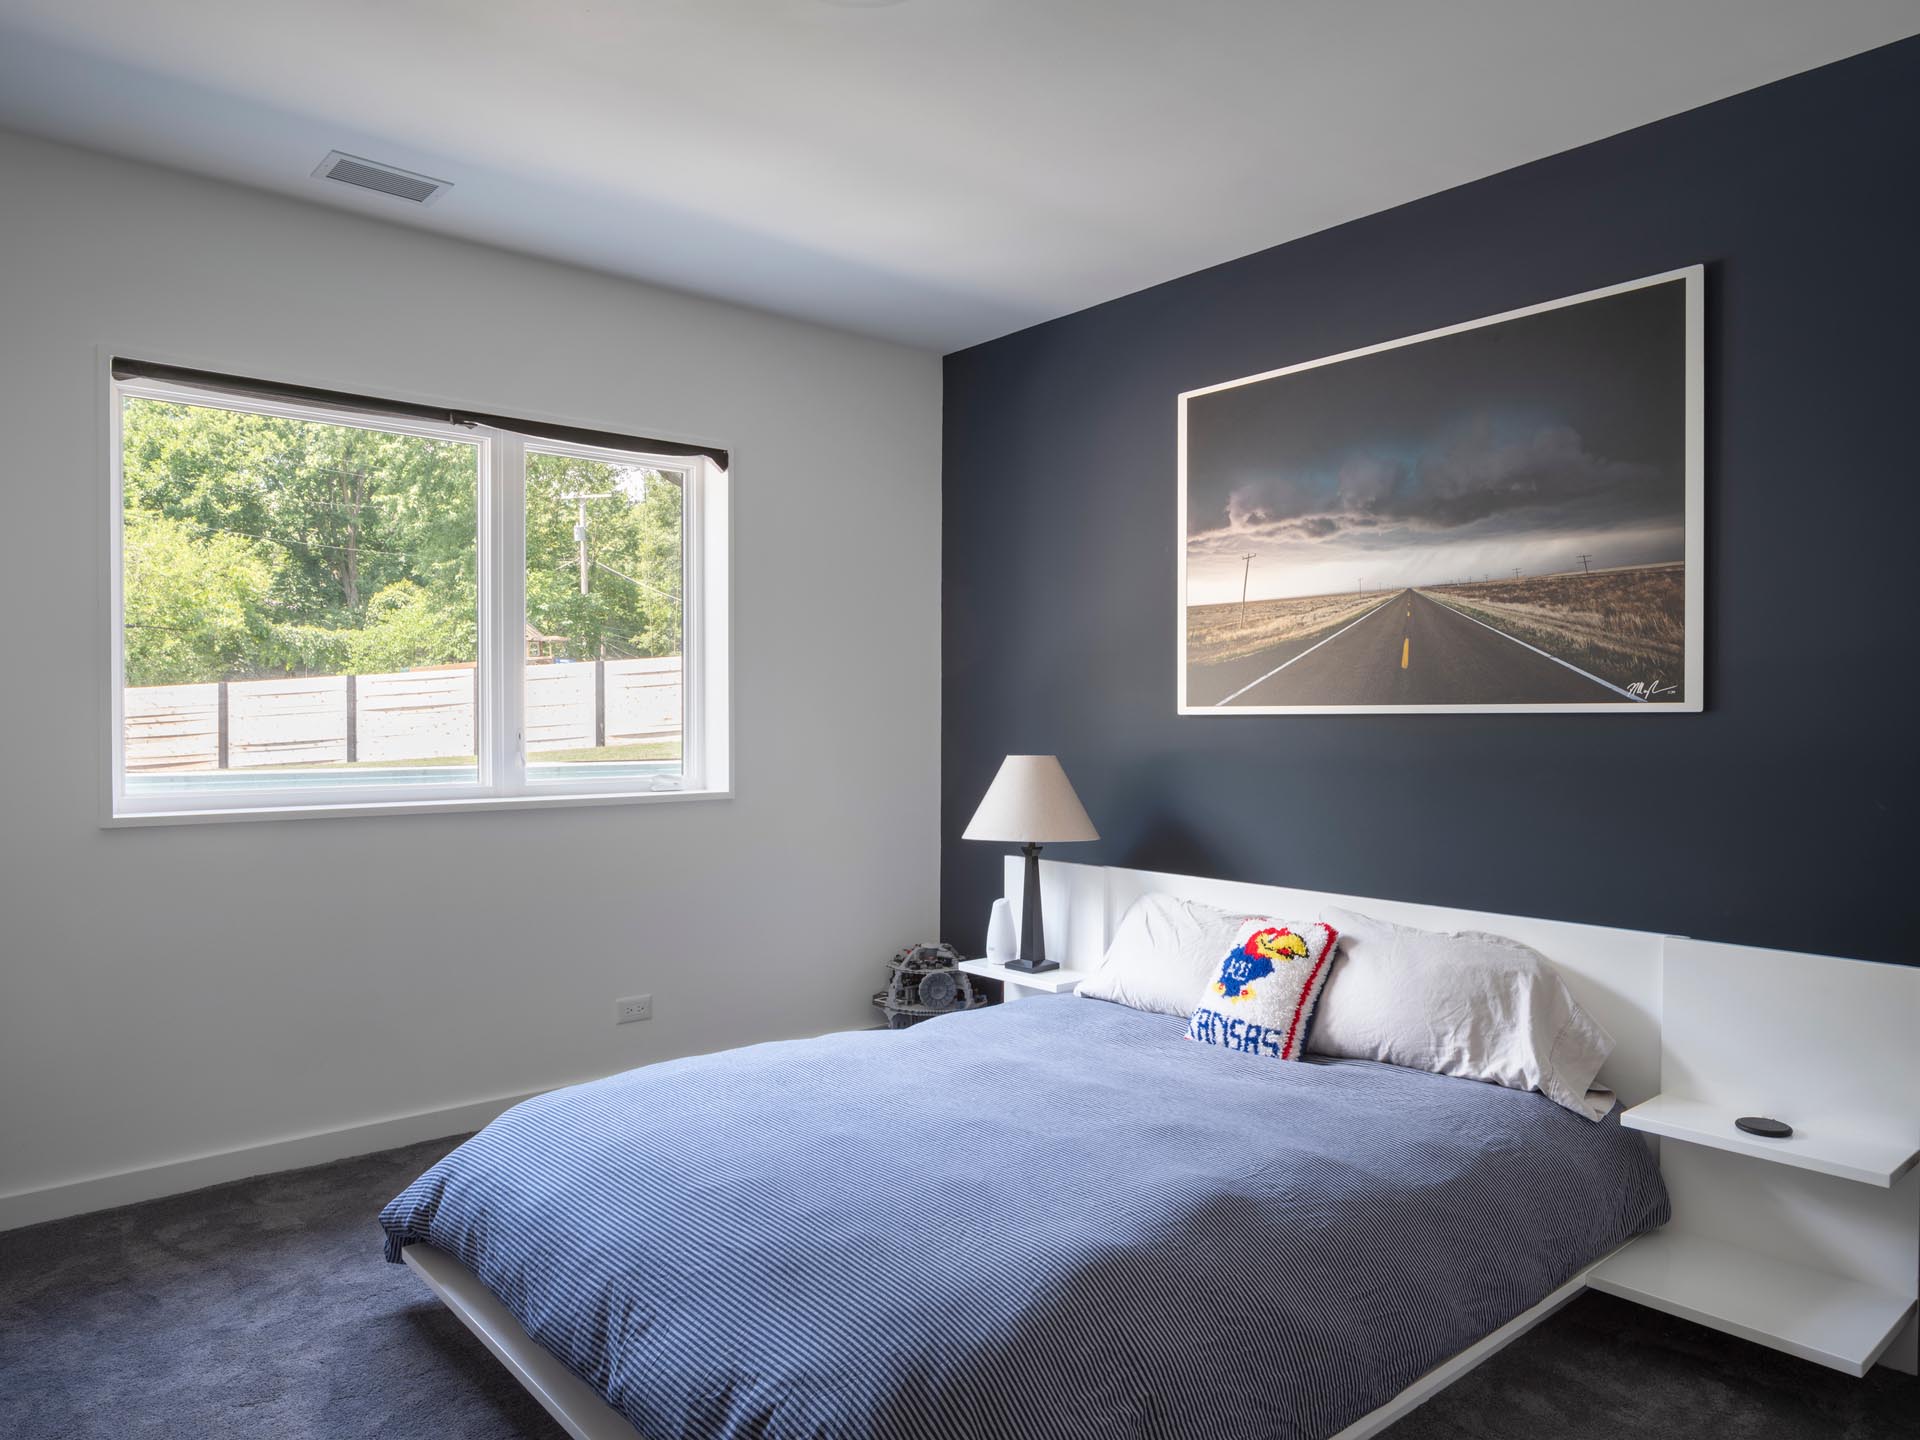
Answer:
(108, 362, 729, 820)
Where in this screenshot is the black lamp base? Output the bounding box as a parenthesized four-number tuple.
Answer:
(1009, 842, 1056, 972)
(1001, 955, 1060, 974)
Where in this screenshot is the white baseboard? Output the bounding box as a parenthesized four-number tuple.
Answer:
(0, 1018, 883, 1234)
(0, 1084, 572, 1232)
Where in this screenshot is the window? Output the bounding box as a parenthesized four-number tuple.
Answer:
(109, 368, 729, 820)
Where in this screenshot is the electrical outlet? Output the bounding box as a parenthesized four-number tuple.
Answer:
(615, 994, 652, 1025)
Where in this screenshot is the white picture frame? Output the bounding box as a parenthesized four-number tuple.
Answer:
(1177, 266, 1704, 715)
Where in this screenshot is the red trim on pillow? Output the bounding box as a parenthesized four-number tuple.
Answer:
(1280, 926, 1339, 1060)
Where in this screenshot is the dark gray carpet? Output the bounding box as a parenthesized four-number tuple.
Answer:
(1, 1135, 1912, 1438)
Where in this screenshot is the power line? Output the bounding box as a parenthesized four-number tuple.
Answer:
(178, 524, 426, 563)
(585, 558, 681, 606)
(1577, 553, 1593, 576)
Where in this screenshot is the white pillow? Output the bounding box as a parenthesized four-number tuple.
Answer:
(1078, 893, 1244, 1017)
(1313, 906, 1615, 1120)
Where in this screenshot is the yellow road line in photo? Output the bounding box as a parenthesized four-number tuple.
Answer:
(1401, 637, 1410, 669)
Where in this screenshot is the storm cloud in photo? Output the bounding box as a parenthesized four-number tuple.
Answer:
(1185, 279, 1687, 603)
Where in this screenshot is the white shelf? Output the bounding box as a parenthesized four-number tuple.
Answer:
(1589, 1230, 1915, 1377)
(1621, 1095, 1920, 1188)
(958, 958, 1088, 994)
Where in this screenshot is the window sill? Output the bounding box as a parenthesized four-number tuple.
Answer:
(104, 786, 732, 828)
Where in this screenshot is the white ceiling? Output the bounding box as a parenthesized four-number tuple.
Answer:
(1, 1, 1915, 352)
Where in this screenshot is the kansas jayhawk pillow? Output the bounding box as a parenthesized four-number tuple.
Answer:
(1186, 919, 1340, 1061)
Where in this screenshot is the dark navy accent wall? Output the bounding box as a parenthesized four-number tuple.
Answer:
(941, 39, 1919, 968)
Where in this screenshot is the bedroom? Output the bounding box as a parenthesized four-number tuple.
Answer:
(0, 3, 1915, 1437)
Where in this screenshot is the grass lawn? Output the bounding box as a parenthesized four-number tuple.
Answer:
(316, 739, 681, 768)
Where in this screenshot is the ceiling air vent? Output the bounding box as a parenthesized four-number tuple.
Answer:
(312, 151, 452, 205)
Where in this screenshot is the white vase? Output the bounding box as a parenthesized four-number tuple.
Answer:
(985, 898, 1015, 960)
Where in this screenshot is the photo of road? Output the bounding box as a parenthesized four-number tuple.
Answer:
(1179, 270, 1698, 711)
(1189, 589, 1633, 707)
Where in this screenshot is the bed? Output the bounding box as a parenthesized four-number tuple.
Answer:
(381, 991, 1668, 1440)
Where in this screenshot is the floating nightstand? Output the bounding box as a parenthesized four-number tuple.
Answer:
(1589, 1229, 1913, 1377)
(1589, 1093, 1919, 1376)
(957, 957, 1088, 1004)
(1618, 1095, 1919, 1189)
(1586, 937, 1919, 1379)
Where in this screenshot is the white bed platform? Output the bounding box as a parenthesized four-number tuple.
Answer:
(405, 1237, 1607, 1440)
(400, 860, 1919, 1439)
(405, 1244, 636, 1440)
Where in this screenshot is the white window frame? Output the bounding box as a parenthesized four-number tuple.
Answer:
(105, 372, 731, 825)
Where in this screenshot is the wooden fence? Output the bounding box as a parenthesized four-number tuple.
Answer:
(123, 659, 681, 772)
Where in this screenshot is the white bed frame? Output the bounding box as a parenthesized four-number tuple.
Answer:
(401, 860, 1918, 1440)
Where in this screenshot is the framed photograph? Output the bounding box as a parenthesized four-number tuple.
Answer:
(1178, 267, 1703, 714)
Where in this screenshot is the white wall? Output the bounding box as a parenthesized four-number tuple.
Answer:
(0, 130, 943, 1224)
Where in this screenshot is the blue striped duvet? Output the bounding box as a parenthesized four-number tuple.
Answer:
(381, 995, 1667, 1440)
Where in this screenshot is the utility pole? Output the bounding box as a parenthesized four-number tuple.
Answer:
(1512, 568, 1522, 580)
(1239, 553, 1256, 620)
(1577, 553, 1592, 576)
(562, 490, 614, 596)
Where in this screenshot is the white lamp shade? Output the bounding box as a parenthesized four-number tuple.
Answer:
(962, 755, 1098, 844)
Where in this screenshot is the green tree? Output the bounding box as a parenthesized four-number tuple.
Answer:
(525, 453, 682, 660)
(121, 510, 275, 685)
(118, 399, 681, 686)
(346, 581, 471, 673)
(121, 398, 481, 679)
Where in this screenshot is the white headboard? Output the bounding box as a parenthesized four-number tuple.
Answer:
(1001, 858, 1919, 1374)
(1004, 857, 1666, 1106)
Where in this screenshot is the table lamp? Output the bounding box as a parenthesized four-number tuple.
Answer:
(962, 755, 1098, 972)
